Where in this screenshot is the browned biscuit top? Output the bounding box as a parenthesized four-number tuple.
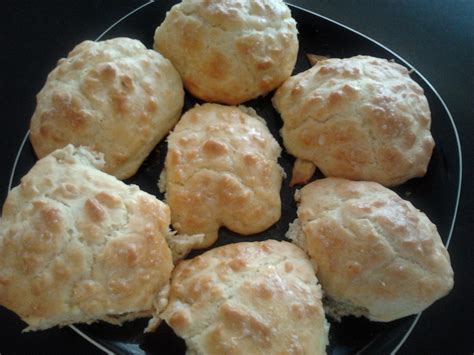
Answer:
(289, 178, 453, 322)
(0, 145, 173, 330)
(160, 240, 329, 354)
(163, 103, 283, 249)
(273, 55, 434, 186)
(154, 0, 298, 104)
(30, 37, 184, 179)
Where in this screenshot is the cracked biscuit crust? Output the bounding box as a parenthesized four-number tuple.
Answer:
(159, 240, 329, 355)
(30, 37, 184, 179)
(164, 103, 283, 248)
(288, 178, 453, 322)
(273, 55, 435, 186)
(0, 145, 173, 330)
(154, 0, 298, 104)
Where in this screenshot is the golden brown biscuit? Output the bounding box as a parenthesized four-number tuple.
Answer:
(0, 145, 173, 330)
(157, 240, 329, 354)
(30, 37, 184, 179)
(154, 0, 298, 104)
(273, 55, 435, 186)
(287, 178, 454, 322)
(162, 103, 283, 249)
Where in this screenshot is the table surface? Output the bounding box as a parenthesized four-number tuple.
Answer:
(1, 1, 473, 354)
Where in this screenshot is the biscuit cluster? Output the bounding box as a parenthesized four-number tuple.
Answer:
(0, 0, 453, 354)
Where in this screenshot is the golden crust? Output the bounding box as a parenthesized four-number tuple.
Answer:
(0, 145, 173, 330)
(29, 38, 184, 179)
(290, 158, 317, 186)
(164, 103, 283, 248)
(288, 178, 453, 322)
(154, 0, 298, 104)
(273, 55, 435, 186)
(159, 240, 329, 354)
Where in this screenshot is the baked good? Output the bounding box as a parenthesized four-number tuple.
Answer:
(273, 55, 435, 186)
(30, 37, 184, 179)
(162, 103, 283, 249)
(0, 145, 173, 330)
(157, 240, 329, 354)
(287, 178, 454, 322)
(154, 0, 298, 104)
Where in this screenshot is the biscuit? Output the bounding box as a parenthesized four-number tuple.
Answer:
(0, 145, 173, 330)
(156, 240, 329, 354)
(154, 0, 298, 104)
(273, 55, 435, 186)
(287, 178, 454, 322)
(162, 103, 283, 249)
(30, 37, 184, 179)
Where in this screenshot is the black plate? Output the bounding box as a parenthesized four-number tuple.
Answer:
(5, 1, 461, 354)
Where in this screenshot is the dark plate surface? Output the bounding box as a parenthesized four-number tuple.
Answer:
(4, 1, 461, 354)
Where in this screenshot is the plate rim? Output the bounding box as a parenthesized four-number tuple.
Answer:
(5, 1, 463, 354)
(287, 3, 463, 353)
